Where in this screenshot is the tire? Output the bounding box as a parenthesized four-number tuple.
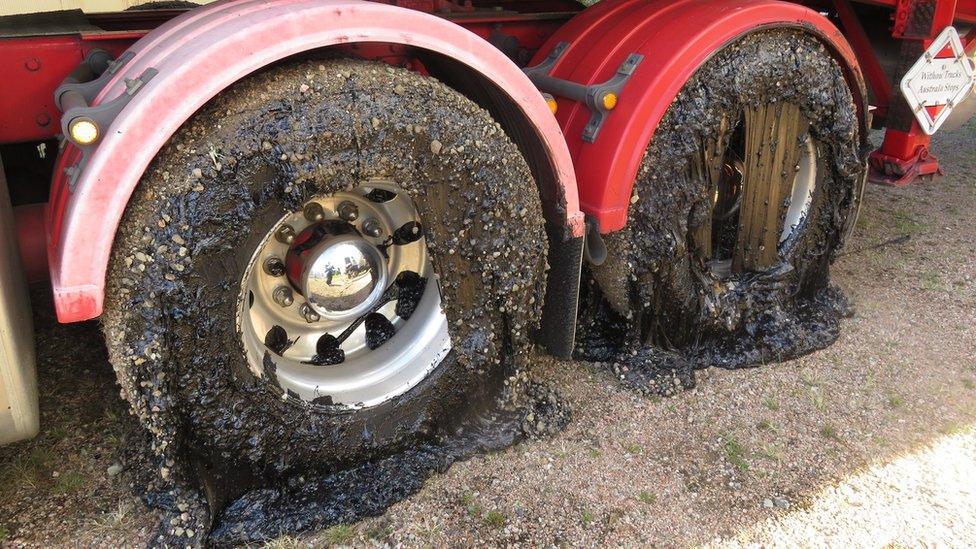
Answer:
(102, 58, 547, 478)
(589, 30, 864, 371)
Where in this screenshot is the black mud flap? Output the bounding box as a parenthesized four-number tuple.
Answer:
(535, 222, 583, 359)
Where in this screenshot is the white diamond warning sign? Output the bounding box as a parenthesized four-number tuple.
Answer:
(900, 26, 976, 135)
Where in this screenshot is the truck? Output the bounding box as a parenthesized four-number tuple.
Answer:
(1, 0, 974, 535)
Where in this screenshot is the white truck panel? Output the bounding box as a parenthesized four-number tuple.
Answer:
(0, 155, 39, 446)
(0, 0, 216, 17)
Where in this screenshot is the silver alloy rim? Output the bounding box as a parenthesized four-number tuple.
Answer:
(779, 137, 818, 246)
(236, 181, 451, 408)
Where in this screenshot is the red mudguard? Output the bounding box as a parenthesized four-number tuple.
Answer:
(530, 0, 868, 233)
(46, 0, 582, 323)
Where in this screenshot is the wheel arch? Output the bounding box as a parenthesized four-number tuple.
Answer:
(530, 0, 869, 233)
(47, 0, 583, 323)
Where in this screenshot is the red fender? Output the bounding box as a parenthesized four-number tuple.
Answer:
(47, 0, 582, 323)
(531, 0, 868, 233)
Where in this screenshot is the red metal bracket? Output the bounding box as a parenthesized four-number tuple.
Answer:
(867, 129, 943, 185)
(868, 0, 959, 186)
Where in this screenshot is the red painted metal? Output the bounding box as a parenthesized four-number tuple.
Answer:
(0, 36, 129, 144)
(12, 203, 48, 284)
(45, 0, 582, 323)
(834, 0, 893, 119)
(529, 0, 868, 233)
(0, 9, 572, 145)
(868, 129, 943, 184)
(892, 0, 958, 39)
(857, 0, 976, 21)
(868, 0, 959, 186)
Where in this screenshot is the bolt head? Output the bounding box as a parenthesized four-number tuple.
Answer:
(263, 257, 286, 277)
(303, 202, 326, 222)
(273, 286, 294, 307)
(300, 302, 321, 323)
(275, 224, 296, 244)
(362, 218, 383, 238)
(337, 201, 359, 221)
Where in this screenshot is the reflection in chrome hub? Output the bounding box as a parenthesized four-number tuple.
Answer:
(285, 220, 387, 321)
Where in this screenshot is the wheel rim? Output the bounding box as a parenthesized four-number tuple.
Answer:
(236, 181, 451, 408)
(780, 138, 817, 246)
(692, 102, 818, 276)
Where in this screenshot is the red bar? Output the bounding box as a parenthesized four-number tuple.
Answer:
(834, 0, 892, 118)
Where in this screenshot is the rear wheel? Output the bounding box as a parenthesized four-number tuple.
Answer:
(102, 58, 547, 477)
(588, 30, 865, 375)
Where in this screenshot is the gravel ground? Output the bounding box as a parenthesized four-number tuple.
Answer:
(1, 122, 974, 547)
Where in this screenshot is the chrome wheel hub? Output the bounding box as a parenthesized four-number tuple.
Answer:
(285, 221, 387, 321)
(237, 181, 451, 409)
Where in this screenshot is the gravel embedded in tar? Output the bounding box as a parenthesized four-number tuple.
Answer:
(518, 381, 572, 439)
(208, 377, 570, 545)
(583, 30, 865, 395)
(99, 57, 554, 544)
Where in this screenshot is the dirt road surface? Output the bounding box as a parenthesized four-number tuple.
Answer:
(1, 121, 974, 547)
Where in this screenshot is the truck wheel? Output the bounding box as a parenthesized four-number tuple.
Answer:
(101, 58, 547, 477)
(590, 30, 864, 370)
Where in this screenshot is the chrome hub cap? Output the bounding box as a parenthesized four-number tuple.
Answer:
(285, 221, 387, 321)
(237, 181, 452, 409)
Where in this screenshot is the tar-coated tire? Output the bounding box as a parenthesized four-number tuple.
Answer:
(590, 30, 865, 367)
(102, 58, 547, 478)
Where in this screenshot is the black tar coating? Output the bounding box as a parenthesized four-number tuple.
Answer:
(393, 270, 427, 320)
(584, 30, 865, 396)
(309, 334, 343, 366)
(101, 59, 558, 545)
(209, 382, 569, 545)
(363, 312, 396, 350)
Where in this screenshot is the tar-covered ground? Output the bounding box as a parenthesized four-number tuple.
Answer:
(1, 121, 974, 547)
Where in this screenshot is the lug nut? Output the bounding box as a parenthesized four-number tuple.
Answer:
(275, 224, 296, 244)
(273, 286, 294, 307)
(300, 302, 321, 323)
(263, 257, 285, 277)
(303, 202, 325, 222)
(337, 201, 359, 221)
(362, 218, 383, 238)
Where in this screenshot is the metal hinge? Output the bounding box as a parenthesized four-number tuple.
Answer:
(524, 42, 643, 143)
(55, 51, 156, 192)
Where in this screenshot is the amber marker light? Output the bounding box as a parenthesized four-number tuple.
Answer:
(543, 93, 558, 114)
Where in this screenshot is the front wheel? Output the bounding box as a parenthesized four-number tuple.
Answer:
(102, 58, 548, 477)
